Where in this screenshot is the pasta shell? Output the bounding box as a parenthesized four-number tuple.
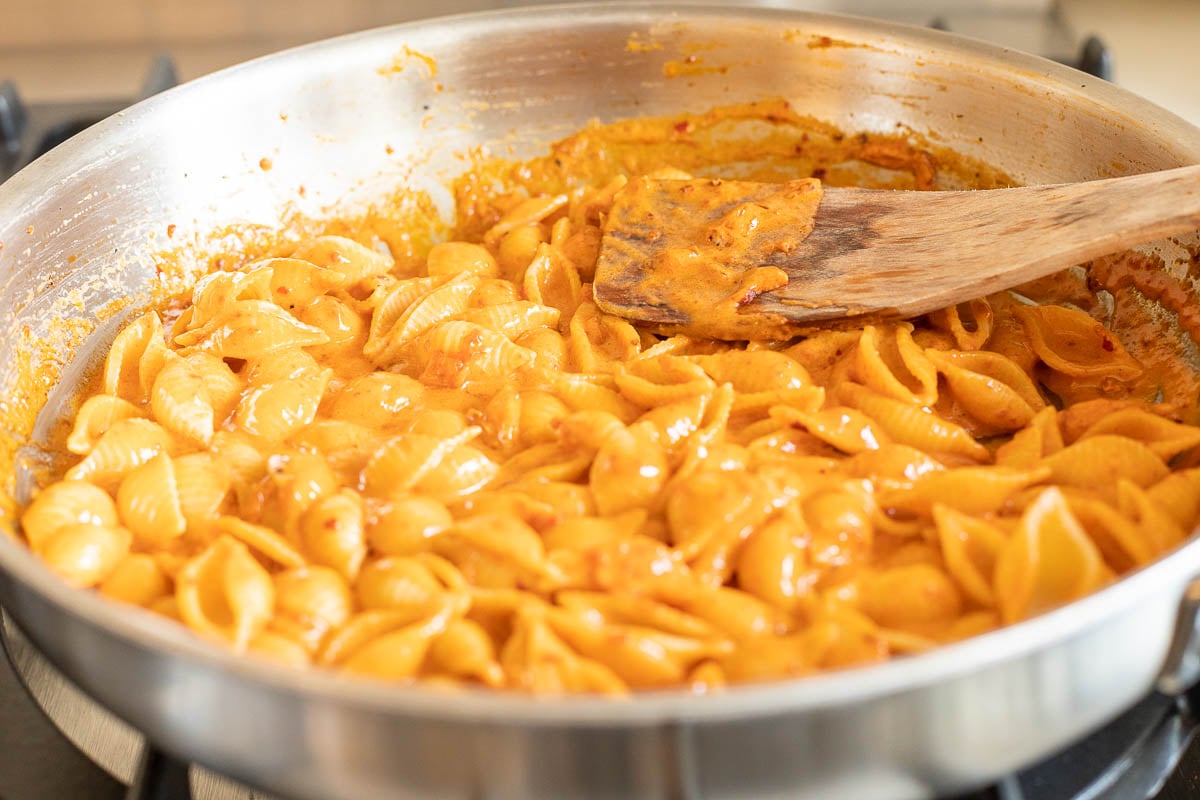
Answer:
(1014, 304, 1142, 380)
(543, 606, 731, 689)
(659, 584, 794, 640)
(355, 556, 448, 612)
(485, 194, 568, 246)
(65, 418, 174, 489)
(234, 369, 331, 443)
(500, 611, 627, 694)
(364, 275, 446, 355)
(667, 469, 778, 562)
(214, 516, 306, 569)
(590, 423, 668, 516)
(771, 406, 890, 454)
(613, 357, 713, 408)
(858, 563, 963, 634)
(295, 295, 372, 375)
(117, 453, 187, 547)
(426, 619, 505, 687)
(151, 356, 215, 447)
(426, 242, 499, 278)
(543, 370, 642, 424)
(245, 348, 322, 385)
(299, 490, 367, 581)
(839, 383, 990, 462)
(171, 453, 232, 528)
(290, 235, 393, 283)
(933, 505, 1008, 608)
(21, 480, 118, 551)
(880, 465, 1051, 518)
(259, 451, 338, 539)
(177, 300, 329, 358)
(176, 535, 274, 649)
(248, 631, 311, 667)
(1115, 480, 1186, 556)
(523, 243, 582, 322)
(783, 329, 861, 387)
(38, 523, 131, 588)
(803, 487, 875, 568)
(415, 321, 538, 390)
(852, 324, 938, 405)
(567, 302, 643, 372)
(362, 427, 483, 499)
(365, 495, 453, 556)
(1041, 435, 1168, 491)
(187, 268, 273, 330)
(994, 406, 1064, 468)
(1078, 407, 1200, 461)
(274, 565, 354, 650)
(412, 444, 499, 502)
(1065, 494, 1158, 572)
(210, 430, 268, 486)
(734, 513, 812, 612)
(454, 301, 560, 341)
(844, 444, 943, 483)
(925, 349, 1044, 433)
(261, 257, 348, 307)
(289, 420, 385, 483)
(489, 441, 591, 488)
(515, 327, 568, 371)
(326, 372, 423, 429)
(102, 312, 171, 404)
(690, 350, 812, 393)
(993, 488, 1109, 624)
(99, 553, 172, 607)
(1146, 468, 1200, 532)
(927, 298, 993, 350)
(639, 393, 709, 450)
(373, 273, 480, 364)
(183, 353, 242, 423)
(66, 396, 144, 455)
(438, 514, 553, 579)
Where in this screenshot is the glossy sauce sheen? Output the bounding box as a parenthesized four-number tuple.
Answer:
(12, 100, 1200, 695)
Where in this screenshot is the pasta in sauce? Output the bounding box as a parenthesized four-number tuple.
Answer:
(18, 102, 1200, 694)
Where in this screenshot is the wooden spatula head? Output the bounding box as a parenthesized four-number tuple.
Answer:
(593, 166, 1200, 340)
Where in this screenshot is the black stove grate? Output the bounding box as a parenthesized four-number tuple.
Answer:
(0, 52, 177, 184)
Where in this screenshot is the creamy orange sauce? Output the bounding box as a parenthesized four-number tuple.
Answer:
(596, 176, 823, 339)
(5, 99, 1200, 695)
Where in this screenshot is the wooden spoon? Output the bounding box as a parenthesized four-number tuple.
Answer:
(592, 166, 1200, 340)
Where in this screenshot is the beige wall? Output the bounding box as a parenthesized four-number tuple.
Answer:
(0, 0, 561, 101)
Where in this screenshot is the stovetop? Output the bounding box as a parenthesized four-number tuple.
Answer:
(2, 610, 1200, 800)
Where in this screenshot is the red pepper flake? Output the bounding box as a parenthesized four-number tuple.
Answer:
(166, 224, 176, 238)
(1101, 336, 1115, 352)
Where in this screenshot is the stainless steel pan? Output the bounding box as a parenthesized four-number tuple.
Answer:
(1, 6, 1200, 800)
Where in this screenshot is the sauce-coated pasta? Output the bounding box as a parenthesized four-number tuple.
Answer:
(19, 104, 1200, 694)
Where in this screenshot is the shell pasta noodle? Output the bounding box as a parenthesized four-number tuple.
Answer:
(19, 107, 1200, 694)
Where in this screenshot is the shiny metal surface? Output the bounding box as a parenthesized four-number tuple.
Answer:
(0, 5, 1199, 800)
(2, 613, 267, 799)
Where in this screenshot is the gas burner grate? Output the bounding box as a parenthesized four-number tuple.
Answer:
(0, 53, 178, 184)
